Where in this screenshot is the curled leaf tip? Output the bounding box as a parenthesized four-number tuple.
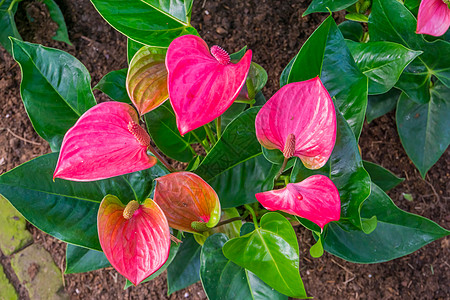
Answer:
(127, 121, 151, 147)
(282, 133, 296, 159)
(123, 200, 140, 219)
(210, 45, 230, 65)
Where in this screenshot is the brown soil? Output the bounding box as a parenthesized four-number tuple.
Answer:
(0, 0, 448, 299)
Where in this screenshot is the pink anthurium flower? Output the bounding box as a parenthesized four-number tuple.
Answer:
(153, 172, 221, 233)
(255, 77, 336, 170)
(416, 0, 450, 36)
(255, 175, 341, 229)
(166, 35, 252, 135)
(98, 195, 171, 286)
(54, 102, 157, 181)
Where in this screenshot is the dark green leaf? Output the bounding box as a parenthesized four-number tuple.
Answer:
(323, 183, 449, 263)
(200, 233, 287, 300)
(220, 103, 247, 128)
(11, 38, 97, 151)
(338, 21, 364, 42)
(291, 109, 371, 232)
(346, 40, 421, 94)
(404, 0, 420, 15)
(284, 16, 368, 138)
(94, 69, 131, 103)
(396, 84, 450, 177)
(366, 88, 401, 123)
(229, 45, 247, 61)
(127, 38, 145, 63)
(240, 223, 255, 236)
(247, 62, 268, 98)
(363, 161, 404, 192)
(0, 0, 20, 54)
(167, 234, 201, 294)
(223, 213, 307, 298)
(262, 147, 284, 165)
(90, 0, 198, 47)
(42, 0, 72, 45)
(65, 244, 110, 274)
(304, 0, 358, 15)
(0, 153, 168, 250)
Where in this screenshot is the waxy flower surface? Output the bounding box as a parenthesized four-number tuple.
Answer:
(166, 34, 252, 135)
(97, 196, 170, 286)
(54, 102, 156, 181)
(256, 175, 341, 229)
(416, 0, 450, 36)
(255, 77, 336, 169)
(154, 172, 221, 233)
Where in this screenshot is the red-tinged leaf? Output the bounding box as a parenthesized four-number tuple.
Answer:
(416, 0, 450, 36)
(255, 77, 336, 169)
(54, 102, 157, 181)
(127, 46, 168, 115)
(166, 35, 252, 135)
(98, 195, 171, 286)
(154, 172, 221, 233)
(255, 175, 341, 229)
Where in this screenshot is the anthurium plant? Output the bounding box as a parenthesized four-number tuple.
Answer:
(0, 0, 449, 298)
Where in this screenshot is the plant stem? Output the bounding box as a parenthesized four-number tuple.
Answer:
(0, 0, 6, 8)
(235, 99, 256, 105)
(204, 124, 217, 145)
(213, 217, 244, 228)
(191, 131, 211, 152)
(8, 0, 20, 11)
(274, 157, 288, 181)
(147, 144, 175, 172)
(244, 204, 258, 228)
(215, 116, 222, 140)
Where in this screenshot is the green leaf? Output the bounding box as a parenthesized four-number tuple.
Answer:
(304, 0, 358, 15)
(223, 213, 307, 298)
(284, 16, 368, 139)
(262, 147, 284, 165)
(369, 0, 450, 103)
(323, 183, 449, 263)
(404, 0, 420, 16)
(345, 13, 368, 23)
(127, 38, 145, 64)
(363, 161, 404, 192)
(90, 0, 198, 47)
(396, 84, 450, 178)
(240, 223, 255, 236)
(220, 103, 247, 128)
(144, 102, 195, 162)
(11, 38, 97, 151)
(94, 69, 131, 103)
(65, 244, 110, 274)
(167, 233, 201, 295)
(338, 21, 364, 42)
(0, 153, 168, 251)
(200, 233, 287, 300)
(229, 45, 248, 61)
(42, 0, 72, 45)
(291, 109, 371, 232)
(0, 0, 21, 54)
(309, 236, 324, 258)
(346, 40, 422, 95)
(247, 62, 268, 98)
(366, 88, 401, 123)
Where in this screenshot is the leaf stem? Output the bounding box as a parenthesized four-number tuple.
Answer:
(191, 131, 211, 152)
(244, 204, 258, 228)
(235, 99, 255, 105)
(213, 217, 244, 228)
(147, 144, 175, 172)
(7, 0, 20, 11)
(274, 157, 288, 182)
(204, 124, 217, 145)
(215, 116, 222, 140)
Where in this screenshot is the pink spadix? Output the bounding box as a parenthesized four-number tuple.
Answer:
(97, 196, 170, 286)
(165, 35, 252, 135)
(53, 102, 157, 181)
(416, 0, 450, 36)
(256, 175, 341, 229)
(255, 77, 336, 169)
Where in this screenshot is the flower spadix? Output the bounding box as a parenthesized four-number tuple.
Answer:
(255, 77, 336, 169)
(153, 172, 221, 233)
(53, 102, 157, 181)
(166, 35, 252, 135)
(97, 195, 170, 286)
(256, 175, 341, 229)
(416, 0, 450, 36)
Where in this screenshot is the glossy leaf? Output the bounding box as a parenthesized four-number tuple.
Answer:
(127, 46, 168, 115)
(42, 0, 72, 45)
(369, 0, 450, 103)
(416, 0, 450, 36)
(346, 40, 422, 95)
(404, 0, 420, 15)
(338, 21, 364, 42)
(345, 13, 369, 23)
(65, 244, 110, 274)
(0, 153, 168, 251)
(98, 195, 170, 285)
(90, 0, 198, 47)
(323, 183, 450, 263)
(291, 110, 371, 232)
(255, 78, 336, 169)
(194, 208, 242, 245)
(283, 16, 368, 138)
(366, 88, 401, 123)
(223, 213, 307, 298)
(396, 84, 450, 177)
(247, 62, 268, 98)
(54, 102, 157, 181)
(200, 233, 287, 300)
(11, 38, 97, 151)
(0, 0, 20, 54)
(363, 161, 404, 192)
(304, 0, 358, 15)
(94, 69, 131, 103)
(256, 175, 341, 229)
(127, 38, 145, 63)
(154, 172, 221, 233)
(167, 233, 201, 295)
(166, 35, 252, 134)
